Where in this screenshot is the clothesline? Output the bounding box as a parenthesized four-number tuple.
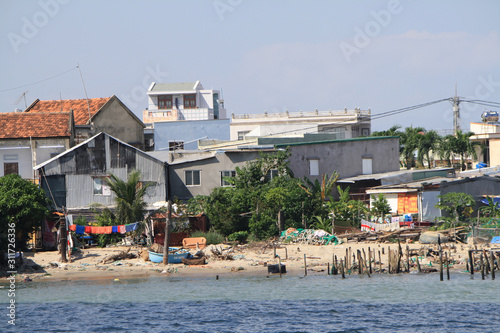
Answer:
(69, 222, 139, 235)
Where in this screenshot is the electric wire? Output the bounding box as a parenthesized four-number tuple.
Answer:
(202, 99, 451, 150)
(0, 66, 78, 93)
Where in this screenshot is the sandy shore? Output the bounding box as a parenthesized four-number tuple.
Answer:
(2, 239, 487, 283)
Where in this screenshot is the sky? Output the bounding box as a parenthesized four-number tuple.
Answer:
(1, 0, 499, 132)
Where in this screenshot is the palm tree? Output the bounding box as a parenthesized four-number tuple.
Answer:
(400, 126, 425, 169)
(105, 170, 153, 224)
(372, 125, 402, 137)
(417, 130, 441, 169)
(437, 135, 454, 167)
(448, 130, 482, 170)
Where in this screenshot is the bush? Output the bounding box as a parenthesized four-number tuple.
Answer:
(190, 230, 224, 245)
(228, 231, 249, 243)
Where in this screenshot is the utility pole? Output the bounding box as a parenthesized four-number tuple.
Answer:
(452, 85, 461, 135)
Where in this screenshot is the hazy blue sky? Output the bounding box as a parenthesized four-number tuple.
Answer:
(1, 0, 499, 131)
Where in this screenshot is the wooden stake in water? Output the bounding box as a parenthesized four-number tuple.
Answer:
(378, 250, 382, 273)
(357, 250, 363, 275)
(416, 255, 421, 273)
(481, 252, 485, 280)
(445, 252, 450, 280)
(406, 245, 410, 273)
(483, 249, 490, 275)
(327, 262, 330, 276)
(469, 250, 474, 277)
(304, 254, 307, 277)
(340, 258, 345, 279)
(491, 251, 495, 281)
(368, 247, 372, 274)
(362, 251, 371, 278)
(438, 238, 443, 281)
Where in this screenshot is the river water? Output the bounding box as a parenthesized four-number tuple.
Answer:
(1, 272, 499, 332)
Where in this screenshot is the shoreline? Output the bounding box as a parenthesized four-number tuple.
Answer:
(2, 240, 487, 283)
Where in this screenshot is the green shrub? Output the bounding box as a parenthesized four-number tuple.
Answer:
(191, 230, 225, 245)
(228, 231, 249, 243)
(74, 216, 87, 226)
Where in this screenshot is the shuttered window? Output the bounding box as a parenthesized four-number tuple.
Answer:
(185, 170, 201, 186)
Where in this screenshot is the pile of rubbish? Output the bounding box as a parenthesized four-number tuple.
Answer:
(279, 228, 340, 245)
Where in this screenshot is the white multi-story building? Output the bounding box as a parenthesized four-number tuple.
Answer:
(470, 111, 500, 167)
(143, 81, 226, 124)
(230, 108, 371, 141)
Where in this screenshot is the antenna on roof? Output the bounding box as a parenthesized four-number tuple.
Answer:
(15, 90, 29, 109)
(77, 63, 92, 124)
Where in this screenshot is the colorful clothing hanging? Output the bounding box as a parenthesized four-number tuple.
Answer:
(69, 222, 139, 234)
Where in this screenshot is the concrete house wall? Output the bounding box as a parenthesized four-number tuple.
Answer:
(154, 119, 230, 151)
(84, 97, 145, 149)
(168, 150, 268, 200)
(279, 137, 400, 182)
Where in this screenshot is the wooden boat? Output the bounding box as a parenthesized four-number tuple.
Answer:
(181, 257, 206, 265)
(148, 248, 191, 264)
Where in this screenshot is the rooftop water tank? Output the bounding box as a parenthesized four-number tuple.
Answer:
(481, 110, 499, 122)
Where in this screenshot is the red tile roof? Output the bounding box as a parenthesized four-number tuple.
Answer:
(0, 112, 72, 139)
(25, 97, 111, 125)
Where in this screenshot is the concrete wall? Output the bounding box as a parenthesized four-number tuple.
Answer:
(169, 151, 265, 200)
(154, 119, 230, 151)
(0, 138, 70, 180)
(92, 98, 145, 149)
(490, 139, 500, 166)
(282, 137, 400, 182)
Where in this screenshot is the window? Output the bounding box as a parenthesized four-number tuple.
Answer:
(184, 94, 196, 109)
(185, 170, 201, 186)
(4, 154, 18, 175)
(169, 141, 184, 151)
(221, 170, 236, 186)
(265, 169, 279, 181)
(158, 95, 172, 109)
(309, 159, 319, 176)
(4, 163, 18, 176)
(213, 93, 219, 119)
(93, 177, 111, 195)
(238, 131, 250, 140)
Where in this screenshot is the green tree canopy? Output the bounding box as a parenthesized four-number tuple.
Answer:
(188, 149, 328, 240)
(446, 130, 482, 171)
(435, 192, 475, 224)
(0, 174, 51, 250)
(370, 194, 392, 221)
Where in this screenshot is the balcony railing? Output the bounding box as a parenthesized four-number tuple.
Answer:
(231, 108, 371, 119)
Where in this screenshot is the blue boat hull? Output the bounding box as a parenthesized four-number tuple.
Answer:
(148, 250, 191, 264)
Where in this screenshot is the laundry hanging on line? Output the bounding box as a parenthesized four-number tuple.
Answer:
(69, 222, 139, 235)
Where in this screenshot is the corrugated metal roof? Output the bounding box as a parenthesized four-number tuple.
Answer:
(146, 150, 217, 165)
(338, 170, 412, 183)
(150, 82, 197, 92)
(34, 132, 163, 170)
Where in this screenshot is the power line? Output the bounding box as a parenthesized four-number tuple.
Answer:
(460, 100, 500, 109)
(0, 66, 78, 93)
(203, 99, 453, 150)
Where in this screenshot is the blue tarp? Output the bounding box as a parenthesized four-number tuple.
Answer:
(491, 236, 500, 244)
(480, 197, 500, 206)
